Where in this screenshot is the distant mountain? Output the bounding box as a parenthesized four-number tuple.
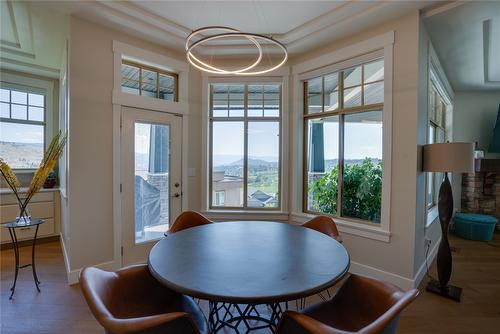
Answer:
(0, 141, 43, 169)
(229, 158, 278, 168)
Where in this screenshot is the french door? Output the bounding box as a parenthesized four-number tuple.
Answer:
(121, 106, 182, 265)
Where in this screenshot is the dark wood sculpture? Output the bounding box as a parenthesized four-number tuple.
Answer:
(426, 173, 462, 301)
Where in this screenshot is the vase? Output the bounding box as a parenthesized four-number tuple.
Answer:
(16, 198, 31, 225)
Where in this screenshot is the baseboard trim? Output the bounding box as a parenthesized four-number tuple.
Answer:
(66, 260, 119, 285)
(59, 233, 73, 284)
(59, 233, 120, 285)
(349, 261, 415, 290)
(413, 236, 441, 288)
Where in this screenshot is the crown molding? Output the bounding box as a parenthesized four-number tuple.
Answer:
(67, 1, 434, 57)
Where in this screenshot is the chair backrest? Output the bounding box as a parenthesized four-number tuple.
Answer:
(80, 266, 118, 327)
(168, 211, 212, 234)
(302, 215, 341, 242)
(338, 275, 419, 334)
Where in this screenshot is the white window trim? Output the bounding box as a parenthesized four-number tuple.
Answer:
(200, 68, 290, 220)
(0, 71, 55, 172)
(291, 31, 394, 242)
(425, 42, 454, 228)
(111, 40, 190, 269)
(112, 40, 189, 115)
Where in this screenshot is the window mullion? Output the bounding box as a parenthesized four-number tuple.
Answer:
(337, 113, 344, 218)
(243, 84, 249, 208)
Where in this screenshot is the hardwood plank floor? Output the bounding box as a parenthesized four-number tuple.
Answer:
(1, 232, 499, 333)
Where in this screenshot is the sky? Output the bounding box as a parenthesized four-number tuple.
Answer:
(210, 117, 383, 166)
(0, 122, 43, 143)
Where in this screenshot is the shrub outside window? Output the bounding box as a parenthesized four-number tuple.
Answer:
(304, 58, 384, 224)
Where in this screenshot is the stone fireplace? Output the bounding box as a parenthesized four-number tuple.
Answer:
(461, 159, 500, 220)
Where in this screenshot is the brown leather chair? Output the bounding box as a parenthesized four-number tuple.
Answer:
(80, 264, 208, 334)
(277, 274, 419, 334)
(302, 215, 342, 243)
(165, 211, 212, 236)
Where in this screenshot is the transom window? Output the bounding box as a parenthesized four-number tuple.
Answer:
(0, 86, 45, 169)
(304, 58, 384, 224)
(121, 60, 178, 101)
(209, 83, 281, 210)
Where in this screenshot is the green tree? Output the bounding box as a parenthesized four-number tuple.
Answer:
(310, 158, 382, 222)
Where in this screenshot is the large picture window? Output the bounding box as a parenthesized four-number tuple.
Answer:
(0, 86, 46, 169)
(304, 58, 384, 223)
(209, 83, 281, 209)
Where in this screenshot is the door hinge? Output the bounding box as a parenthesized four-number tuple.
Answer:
(120, 183, 122, 192)
(121, 246, 123, 257)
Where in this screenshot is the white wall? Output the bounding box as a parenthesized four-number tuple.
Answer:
(454, 92, 500, 157)
(67, 16, 189, 274)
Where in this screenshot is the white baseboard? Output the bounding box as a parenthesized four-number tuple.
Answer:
(413, 236, 441, 288)
(349, 261, 415, 290)
(59, 234, 120, 285)
(66, 260, 119, 285)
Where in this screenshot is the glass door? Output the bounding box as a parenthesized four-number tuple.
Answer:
(121, 106, 182, 265)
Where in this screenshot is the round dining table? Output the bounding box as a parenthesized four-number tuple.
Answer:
(148, 221, 350, 333)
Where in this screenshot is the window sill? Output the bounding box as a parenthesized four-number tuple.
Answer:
(290, 212, 391, 243)
(201, 210, 289, 222)
(426, 206, 439, 228)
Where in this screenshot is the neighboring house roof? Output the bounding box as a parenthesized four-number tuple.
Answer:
(248, 198, 265, 207)
(250, 190, 273, 202)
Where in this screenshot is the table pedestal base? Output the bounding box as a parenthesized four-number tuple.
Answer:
(208, 301, 286, 333)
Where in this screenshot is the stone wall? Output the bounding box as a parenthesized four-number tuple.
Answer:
(461, 173, 500, 220)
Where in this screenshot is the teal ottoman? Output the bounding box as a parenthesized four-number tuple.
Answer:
(453, 213, 498, 241)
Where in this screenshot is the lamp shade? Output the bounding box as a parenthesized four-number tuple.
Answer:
(423, 142, 474, 173)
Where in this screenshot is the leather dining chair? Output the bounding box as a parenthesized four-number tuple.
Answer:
(277, 274, 419, 334)
(299, 215, 342, 306)
(165, 210, 212, 236)
(302, 215, 342, 243)
(80, 264, 208, 334)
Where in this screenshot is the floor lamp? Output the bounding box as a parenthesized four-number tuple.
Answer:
(422, 142, 474, 302)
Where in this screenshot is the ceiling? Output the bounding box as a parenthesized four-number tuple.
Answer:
(0, 1, 67, 78)
(37, 0, 439, 57)
(424, 1, 500, 91)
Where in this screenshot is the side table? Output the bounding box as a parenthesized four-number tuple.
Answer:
(2, 219, 44, 299)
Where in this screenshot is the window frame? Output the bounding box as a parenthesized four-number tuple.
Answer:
(302, 57, 384, 225)
(0, 77, 52, 172)
(208, 83, 283, 211)
(426, 81, 450, 210)
(121, 60, 179, 102)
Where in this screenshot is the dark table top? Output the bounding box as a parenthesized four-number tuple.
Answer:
(3, 219, 44, 228)
(148, 221, 350, 304)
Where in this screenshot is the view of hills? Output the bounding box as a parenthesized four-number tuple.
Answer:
(0, 141, 43, 169)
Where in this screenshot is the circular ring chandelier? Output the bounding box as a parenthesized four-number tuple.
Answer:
(185, 26, 288, 75)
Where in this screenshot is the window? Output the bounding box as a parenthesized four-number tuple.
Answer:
(427, 82, 448, 209)
(121, 61, 178, 101)
(215, 191, 226, 206)
(304, 58, 384, 223)
(0, 87, 45, 169)
(209, 83, 281, 209)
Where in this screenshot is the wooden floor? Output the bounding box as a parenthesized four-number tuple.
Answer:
(1, 232, 499, 333)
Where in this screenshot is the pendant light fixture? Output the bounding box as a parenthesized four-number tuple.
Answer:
(185, 26, 288, 75)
